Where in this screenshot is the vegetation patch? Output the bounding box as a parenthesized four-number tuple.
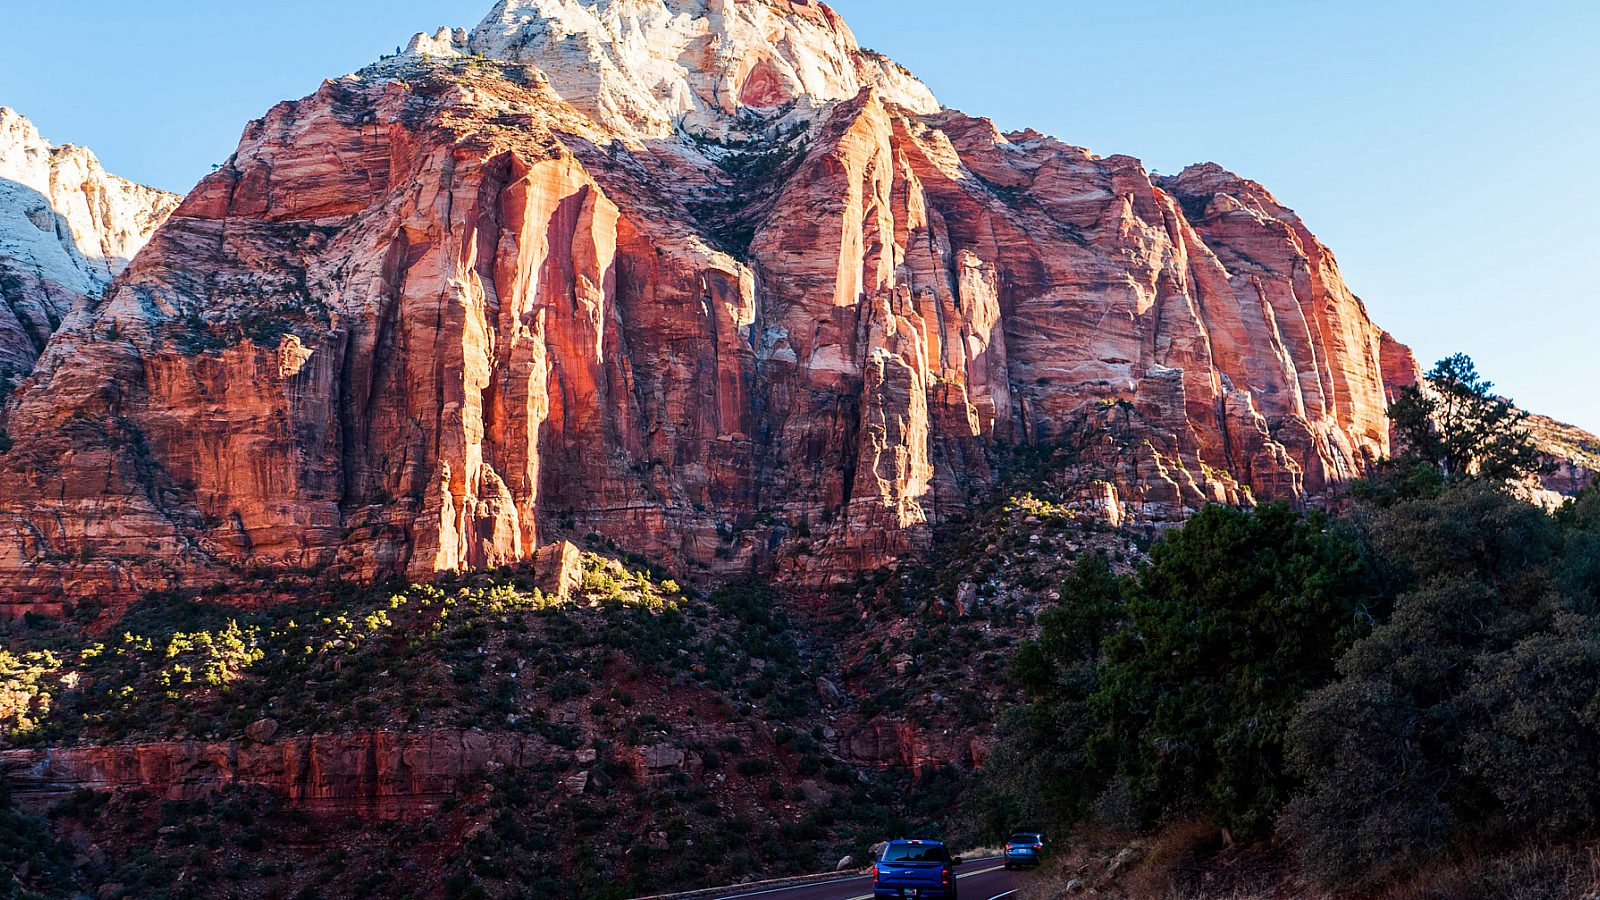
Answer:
(972, 355, 1600, 894)
(683, 117, 813, 258)
(2, 552, 967, 898)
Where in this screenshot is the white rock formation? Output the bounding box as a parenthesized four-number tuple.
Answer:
(390, 0, 940, 137)
(415, 26, 472, 56)
(0, 108, 179, 380)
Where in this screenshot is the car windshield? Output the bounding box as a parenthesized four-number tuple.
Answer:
(1010, 834, 1041, 843)
(884, 843, 949, 863)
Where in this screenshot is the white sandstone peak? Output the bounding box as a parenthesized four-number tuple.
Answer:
(0, 108, 179, 377)
(407, 27, 472, 58)
(0, 108, 179, 284)
(421, 0, 940, 135)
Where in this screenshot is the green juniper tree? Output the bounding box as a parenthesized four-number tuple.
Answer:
(1387, 353, 1544, 484)
(1088, 504, 1371, 840)
(979, 555, 1126, 834)
(1282, 481, 1600, 886)
(993, 507, 1373, 842)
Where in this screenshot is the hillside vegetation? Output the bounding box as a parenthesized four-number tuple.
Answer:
(1, 555, 956, 899)
(972, 357, 1600, 897)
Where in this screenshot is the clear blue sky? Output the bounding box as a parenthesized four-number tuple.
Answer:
(3, 1, 1596, 431)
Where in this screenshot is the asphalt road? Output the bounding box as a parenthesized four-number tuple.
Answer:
(702, 855, 1023, 900)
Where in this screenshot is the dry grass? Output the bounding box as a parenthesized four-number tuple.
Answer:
(1010, 822, 1600, 900)
(1011, 823, 1148, 899)
(1362, 843, 1600, 900)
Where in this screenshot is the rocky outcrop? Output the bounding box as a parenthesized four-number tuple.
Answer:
(0, 108, 178, 384)
(0, 730, 549, 819)
(838, 719, 990, 775)
(0, 0, 1431, 607)
(398, 0, 940, 138)
(534, 540, 584, 601)
(1526, 413, 1600, 497)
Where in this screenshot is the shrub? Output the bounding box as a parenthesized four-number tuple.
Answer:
(1281, 679, 1451, 884)
(736, 758, 776, 777)
(1089, 504, 1370, 838)
(1283, 479, 1600, 886)
(1461, 615, 1600, 836)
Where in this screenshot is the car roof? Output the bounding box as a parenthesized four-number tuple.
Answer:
(889, 838, 946, 845)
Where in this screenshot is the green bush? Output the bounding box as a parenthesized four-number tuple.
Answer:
(735, 758, 775, 777)
(1088, 503, 1370, 838)
(1284, 479, 1600, 885)
(0, 780, 77, 896)
(1462, 615, 1600, 836)
(1280, 678, 1450, 883)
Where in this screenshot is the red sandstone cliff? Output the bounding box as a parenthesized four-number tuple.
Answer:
(0, 730, 549, 819)
(0, 1, 1432, 608)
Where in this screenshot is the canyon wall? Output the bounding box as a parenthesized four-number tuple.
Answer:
(0, 1, 1434, 609)
(0, 730, 549, 819)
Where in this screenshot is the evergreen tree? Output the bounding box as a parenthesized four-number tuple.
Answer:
(993, 555, 1126, 829)
(1388, 354, 1544, 483)
(1086, 504, 1371, 839)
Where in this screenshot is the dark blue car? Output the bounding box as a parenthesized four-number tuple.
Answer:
(873, 838, 963, 899)
(1003, 831, 1046, 869)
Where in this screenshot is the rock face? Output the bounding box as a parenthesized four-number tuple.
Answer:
(838, 719, 989, 775)
(0, 1, 1429, 607)
(0, 108, 178, 385)
(1525, 413, 1600, 498)
(405, 0, 939, 138)
(0, 730, 549, 819)
(534, 540, 585, 601)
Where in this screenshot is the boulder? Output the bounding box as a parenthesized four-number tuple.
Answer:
(244, 718, 280, 743)
(815, 677, 844, 708)
(534, 542, 584, 603)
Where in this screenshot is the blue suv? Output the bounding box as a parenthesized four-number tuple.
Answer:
(873, 839, 963, 899)
(1003, 831, 1046, 869)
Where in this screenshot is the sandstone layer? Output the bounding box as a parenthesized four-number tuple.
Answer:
(0, 729, 549, 819)
(0, 1, 1429, 608)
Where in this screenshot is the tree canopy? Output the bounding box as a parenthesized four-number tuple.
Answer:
(1387, 353, 1544, 484)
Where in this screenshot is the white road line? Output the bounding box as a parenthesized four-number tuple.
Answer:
(710, 857, 1008, 900)
(985, 891, 1018, 900)
(837, 864, 1009, 900)
(711, 875, 869, 899)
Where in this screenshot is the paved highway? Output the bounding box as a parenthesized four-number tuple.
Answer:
(702, 855, 1023, 900)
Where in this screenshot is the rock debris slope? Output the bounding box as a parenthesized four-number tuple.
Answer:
(0, 0, 1436, 608)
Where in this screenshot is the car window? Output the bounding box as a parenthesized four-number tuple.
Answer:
(883, 843, 950, 863)
(1010, 833, 1041, 843)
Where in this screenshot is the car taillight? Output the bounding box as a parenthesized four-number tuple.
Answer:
(1033, 843, 1044, 849)
(942, 867, 952, 883)
(1005, 843, 1013, 850)
(872, 865, 880, 883)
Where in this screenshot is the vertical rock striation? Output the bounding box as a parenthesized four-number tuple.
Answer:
(0, 1, 1452, 608)
(0, 730, 550, 819)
